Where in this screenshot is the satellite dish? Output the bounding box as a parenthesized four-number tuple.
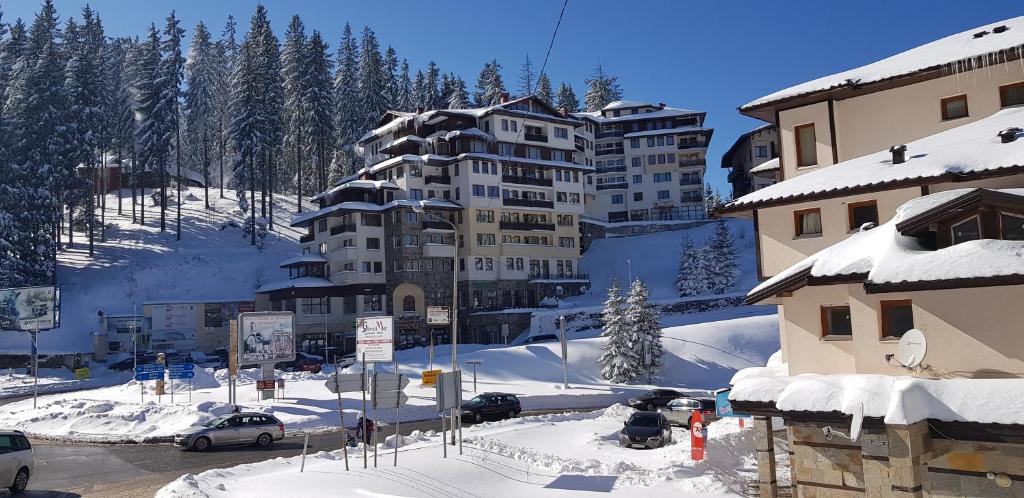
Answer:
(896, 329, 927, 368)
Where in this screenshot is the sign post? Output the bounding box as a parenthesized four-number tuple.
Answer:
(690, 409, 706, 461)
(435, 370, 462, 458)
(559, 316, 569, 390)
(238, 312, 296, 401)
(0, 286, 58, 410)
(464, 360, 482, 393)
(134, 363, 164, 404)
(228, 320, 238, 405)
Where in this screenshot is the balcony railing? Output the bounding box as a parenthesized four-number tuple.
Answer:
(422, 220, 454, 231)
(677, 142, 706, 150)
(527, 272, 591, 281)
(502, 175, 552, 187)
(595, 166, 627, 174)
(502, 197, 554, 209)
(499, 221, 556, 231)
(596, 182, 628, 191)
(679, 160, 706, 167)
(330, 224, 356, 235)
(679, 178, 702, 186)
(425, 175, 451, 185)
(299, 233, 315, 243)
(524, 133, 548, 143)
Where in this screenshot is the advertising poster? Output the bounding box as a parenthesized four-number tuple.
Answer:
(204, 304, 223, 328)
(151, 303, 198, 352)
(238, 312, 296, 364)
(356, 316, 394, 363)
(0, 286, 58, 331)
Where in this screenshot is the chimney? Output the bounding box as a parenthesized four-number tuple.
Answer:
(558, 107, 568, 117)
(889, 144, 907, 164)
(658, 102, 666, 109)
(500, 92, 510, 104)
(415, 106, 424, 114)
(999, 127, 1022, 143)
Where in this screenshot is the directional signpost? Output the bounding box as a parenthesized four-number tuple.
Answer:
(372, 370, 411, 466)
(134, 364, 164, 403)
(325, 369, 366, 471)
(169, 363, 196, 403)
(435, 370, 463, 458)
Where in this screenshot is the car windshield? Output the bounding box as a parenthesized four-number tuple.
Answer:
(466, 396, 486, 405)
(203, 416, 231, 427)
(629, 415, 661, 427)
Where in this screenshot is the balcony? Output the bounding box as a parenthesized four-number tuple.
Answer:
(299, 233, 315, 243)
(595, 166, 627, 174)
(422, 220, 454, 231)
(502, 197, 554, 209)
(330, 246, 358, 260)
(679, 177, 702, 186)
(425, 175, 451, 185)
(527, 272, 590, 282)
(524, 133, 548, 143)
(422, 243, 456, 258)
(499, 221, 555, 231)
(677, 142, 706, 150)
(502, 175, 552, 187)
(330, 224, 356, 235)
(596, 182, 628, 191)
(679, 160, 706, 167)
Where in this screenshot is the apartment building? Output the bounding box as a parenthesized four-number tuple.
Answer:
(721, 16, 1024, 498)
(720, 124, 778, 198)
(574, 101, 713, 223)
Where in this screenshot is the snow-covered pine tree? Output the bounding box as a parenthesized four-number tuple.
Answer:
(356, 26, 387, 133)
(535, 73, 553, 106)
(158, 11, 185, 239)
(704, 182, 723, 217)
(382, 45, 399, 110)
(517, 53, 534, 97)
(473, 59, 506, 107)
(555, 82, 579, 113)
(625, 278, 663, 379)
(103, 37, 132, 217)
(424, 61, 441, 110)
(184, 21, 218, 210)
(228, 13, 262, 245)
(118, 37, 143, 223)
(675, 236, 706, 297)
(446, 73, 468, 109)
(411, 69, 426, 110)
(597, 277, 640, 383)
(396, 59, 413, 112)
(703, 221, 738, 295)
(302, 30, 335, 212)
(214, 15, 237, 198)
(332, 23, 359, 166)
(584, 63, 622, 111)
(280, 15, 306, 207)
(132, 25, 161, 227)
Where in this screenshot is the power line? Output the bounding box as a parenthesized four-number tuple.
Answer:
(537, 0, 569, 81)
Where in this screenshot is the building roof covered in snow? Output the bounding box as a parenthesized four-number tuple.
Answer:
(573, 103, 703, 124)
(291, 198, 461, 228)
(722, 106, 1024, 214)
(310, 179, 398, 202)
(278, 254, 328, 268)
(746, 188, 1024, 304)
(741, 16, 1024, 121)
(748, 157, 780, 174)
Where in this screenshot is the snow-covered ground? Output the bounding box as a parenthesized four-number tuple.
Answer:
(0, 365, 131, 399)
(0, 187, 303, 354)
(0, 306, 778, 442)
(156, 405, 774, 497)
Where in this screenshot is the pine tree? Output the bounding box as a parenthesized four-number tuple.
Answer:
(281, 15, 306, 205)
(535, 73, 553, 106)
(356, 26, 387, 132)
(675, 236, 706, 297)
(102, 36, 131, 218)
(184, 21, 217, 210)
(584, 63, 622, 111)
(412, 69, 426, 109)
(424, 61, 441, 110)
(333, 23, 359, 158)
(555, 82, 579, 113)
(302, 30, 335, 210)
(625, 278, 663, 379)
(228, 11, 262, 244)
(382, 45, 399, 109)
(157, 11, 185, 239)
(118, 37, 142, 223)
(473, 59, 506, 107)
(703, 221, 738, 294)
(133, 25, 161, 226)
(446, 73, 468, 109)
(704, 182, 723, 217)
(597, 277, 640, 383)
(395, 59, 413, 112)
(517, 53, 534, 97)
(214, 15, 237, 198)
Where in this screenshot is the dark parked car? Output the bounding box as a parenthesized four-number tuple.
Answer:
(275, 353, 323, 373)
(522, 334, 558, 344)
(460, 393, 521, 423)
(627, 389, 685, 412)
(107, 357, 136, 371)
(618, 411, 673, 449)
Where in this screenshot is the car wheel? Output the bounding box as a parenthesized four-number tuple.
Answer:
(9, 467, 28, 494)
(474, 411, 483, 423)
(646, 403, 654, 412)
(256, 432, 273, 449)
(192, 436, 212, 452)
(508, 410, 516, 420)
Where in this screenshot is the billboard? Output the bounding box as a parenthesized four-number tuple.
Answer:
(0, 286, 59, 331)
(426, 306, 450, 325)
(356, 316, 394, 363)
(238, 312, 296, 364)
(151, 303, 198, 352)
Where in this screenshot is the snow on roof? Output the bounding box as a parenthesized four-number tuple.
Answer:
(278, 254, 327, 268)
(290, 198, 461, 227)
(749, 157, 780, 173)
(310, 179, 399, 202)
(256, 277, 335, 294)
(443, 127, 493, 141)
(143, 298, 252, 305)
(574, 106, 700, 124)
(747, 188, 1024, 302)
(731, 371, 1024, 426)
(601, 100, 652, 111)
(743, 16, 1024, 110)
(622, 125, 705, 139)
(725, 106, 1024, 212)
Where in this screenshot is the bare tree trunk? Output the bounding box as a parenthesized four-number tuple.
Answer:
(176, 125, 182, 241)
(117, 145, 123, 216)
(131, 145, 137, 224)
(268, 149, 274, 231)
(296, 109, 303, 214)
(219, 119, 225, 199)
(260, 152, 267, 219)
(160, 152, 166, 232)
(250, 152, 256, 246)
(88, 159, 95, 256)
(101, 151, 107, 243)
(203, 131, 210, 210)
(67, 204, 74, 248)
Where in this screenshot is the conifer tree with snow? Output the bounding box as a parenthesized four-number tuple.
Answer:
(517, 53, 534, 97)
(675, 236, 707, 297)
(445, 73, 468, 109)
(382, 45, 399, 109)
(535, 73, 553, 106)
(110, 37, 138, 220)
(412, 69, 427, 110)
(424, 61, 441, 110)
(280, 15, 306, 203)
(158, 11, 185, 239)
(333, 23, 360, 159)
(184, 21, 218, 210)
(555, 82, 579, 113)
(213, 15, 237, 198)
(357, 26, 387, 132)
(704, 182, 723, 217)
(132, 25, 162, 226)
(626, 278, 663, 378)
(703, 221, 739, 294)
(584, 63, 622, 111)
(302, 30, 335, 211)
(597, 277, 641, 383)
(473, 59, 506, 107)
(395, 59, 414, 112)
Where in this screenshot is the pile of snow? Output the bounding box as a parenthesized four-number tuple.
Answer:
(0, 364, 131, 399)
(156, 405, 770, 497)
(0, 306, 778, 442)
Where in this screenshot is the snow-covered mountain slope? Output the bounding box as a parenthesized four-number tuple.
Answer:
(0, 188, 304, 354)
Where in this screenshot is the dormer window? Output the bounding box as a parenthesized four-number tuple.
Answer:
(950, 216, 981, 244)
(1001, 212, 1024, 240)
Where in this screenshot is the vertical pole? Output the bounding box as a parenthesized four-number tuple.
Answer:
(450, 214, 459, 447)
(170, 375, 174, 404)
(361, 352, 367, 469)
(473, 364, 477, 393)
(189, 378, 192, 403)
(32, 326, 38, 409)
(300, 432, 310, 473)
(373, 362, 378, 468)
(394, 361, 401, 467)
(560, 316, 568, 390)
(457, 370, 463, 456)
(429, 334, 433, 372)
(335, 360, 349, 471)
(441, 406, 447, 459)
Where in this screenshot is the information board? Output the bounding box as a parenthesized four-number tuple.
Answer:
(355, 316, 394, 363)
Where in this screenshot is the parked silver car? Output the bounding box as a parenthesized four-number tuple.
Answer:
(175, 413, 284, 451)
(658, 397, 718, 428)
(0, 431, 34, 494)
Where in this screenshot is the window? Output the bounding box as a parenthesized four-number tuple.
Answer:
(951, 216, 981, 244)
(630, 138, 640, 148)
(410, 189, 423, 200)
(301, 297, 330, 315)
(366, 238, 380, 250)
(476, 210, 494, 223)
(632, 175, 642, 184)
(474, 258, 484, 270)
(631, 157, 642, 167)
(999, 81, 1024, 108)
(487, 186, 499, 198)
(1001, 212, 1024, 240)
(498, 143, 513, 156)
(794, 208, 822, 237)
(611, 194, 624, 204)
(666, 153, 675, 163)
(455, 187, 460, 200)
(318, 242, 327, 256)
(557, 214, 573, 226)
(363, 295, 382, 312)
(317, 220, 327, 233)
(404, 234, 418, 246)
(501, 119, 509, 131)
(647, 137, 655, 147)
(666, 136, 675, 146)
(469, 141, 487, 153)
(653, 172, 671, 183)
(558, 237, 575, 248)
(476, 233, 496, 246)
(362, 261, 372, 273)
(402, 295, 416, 313)
(633, 192, 643, 202)
(485, 258, 493, 271)
(647, 154, 657, 165)
(510, 120, 518, 132)
(755, 145, 768, 158)
(527, 147, 541, 159)
(361, 213, 382, 226)
(940, 94, 968, 120)
(880, 300, 914, 339)
(847, 201, 879, 231)
(472, 184, 485, 197)
(795, 123, 818, 167)
(554, 127, 568, 139)
(551, 150, 566, 161)
(820, 306, 852, 337)
(403, 210, 418, 223)
(404, 259, 420, 271)
(657, 190, 670, 200)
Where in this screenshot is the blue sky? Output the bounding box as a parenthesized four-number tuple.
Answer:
(3, 1, 1022, 195)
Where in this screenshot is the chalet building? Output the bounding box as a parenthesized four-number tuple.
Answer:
(721, 124, 778, 198)
(720, 15, 1024, 498)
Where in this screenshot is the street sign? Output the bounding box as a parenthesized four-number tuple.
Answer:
(356, 316, 394, 363)
(372, 372, 411, 392)
(169, 370, 195, 380)
(714, 388, 740, 418)
(134, 371, 163, 381)
(373, 391, 409, 407)
(426, 306, 450, 325)
(256, 380, 276, 391)
(134, 363, 163, 374)
(436, 370, 462, 411)
(168, 363, 195, 371)
(325, 373, 365, 393)
(421, 369, 441, 386)
(74, 368, 90, 380)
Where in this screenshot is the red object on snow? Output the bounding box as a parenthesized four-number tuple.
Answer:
(690, 410, 705, 461)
